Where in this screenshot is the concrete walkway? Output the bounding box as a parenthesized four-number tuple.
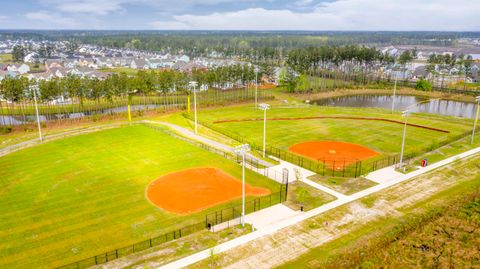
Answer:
(158, 145, 480, 269)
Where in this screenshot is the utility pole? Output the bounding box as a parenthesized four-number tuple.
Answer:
(258, 103, 270, 158)
(234, 144, 250, 227)
(471, 96, 480, 144)
(254, 66, 259, 107)
(392, 76, 397, 113)
(189, 81, 198, 135)
(399, 110, 410, 170)
(30, 84, 43, 142)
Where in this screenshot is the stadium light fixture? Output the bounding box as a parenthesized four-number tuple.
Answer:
(391, 74, 398, 113)
(398, 110, 410, 170)
(189, 81, 199, 135)
(234, 144, 251, 227)
(29, 84, 43, 142)
(254, 66, 260, 107)
(258, 103, 270, 158)
(471, 96, 480, 144)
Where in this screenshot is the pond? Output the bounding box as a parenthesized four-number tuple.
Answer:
(0, 104, 172, 126)
(311, 95, 478, 119)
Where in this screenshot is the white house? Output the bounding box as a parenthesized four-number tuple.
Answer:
(24, 52, 39, 63)
(7, 64, 30, 74)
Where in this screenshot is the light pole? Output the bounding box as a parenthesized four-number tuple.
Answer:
(398, 110, 410, 170)
(254, 66, 259, 107)
(258, 103, 270, 158)
(29, 84, 43, 142)
(471, 96, 480, 144)
(189, 81, 198, 135)
(234, 143, 250, 227)
(391, 75, 398, 113)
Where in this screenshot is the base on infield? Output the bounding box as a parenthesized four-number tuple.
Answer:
(146, 167, 270, 214)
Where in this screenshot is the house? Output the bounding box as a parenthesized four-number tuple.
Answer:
(7, 64, 30, 74)
(0, 63, 9, 71)
(412, 66, 428, 81)
(49, 67, 69, 78)
(172, 60, 187, 71)
(0, 70, 18, 80)
(24, 52, 39, 63)
(130, 59, 149, 69)
(27, 72, 54, 81)
(45, 59, 63, 70)
(146, 59, 165, 69)
(178, 55, 190, 62)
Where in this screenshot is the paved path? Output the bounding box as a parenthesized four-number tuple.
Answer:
(142, 120, 274, 168)
(158, 145, 480, 269)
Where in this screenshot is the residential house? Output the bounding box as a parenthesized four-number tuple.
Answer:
(7, 64, 30, 74)
(130, 59, 149, 69)
(45, 59, 63, 70)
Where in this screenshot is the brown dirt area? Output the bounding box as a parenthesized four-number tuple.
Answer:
(289, 141, 379, 170)
(146, 167, 270, 214)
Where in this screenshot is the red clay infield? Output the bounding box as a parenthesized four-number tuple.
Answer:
(289, 141, 379, 170)
(146, 167, 270, 214)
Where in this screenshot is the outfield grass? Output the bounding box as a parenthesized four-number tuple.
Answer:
(0, 124, 279, 268)
(195, 104, 473, 159)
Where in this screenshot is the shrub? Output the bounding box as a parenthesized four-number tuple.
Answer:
(0, 126, 13, 134)
(415, 79, 433, 91)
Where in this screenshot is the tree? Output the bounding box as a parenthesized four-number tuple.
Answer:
(278, 67, 299, 93)
(398, 50, 414, 80)
(12, 45, 26, 62)
(415, 79, 433, 91)
(460, 55, 473, 90)
(65, 42, 79, 54)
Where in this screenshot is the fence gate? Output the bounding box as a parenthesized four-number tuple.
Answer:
(282, 168, 289, 184)
(281, 168, 289, 202)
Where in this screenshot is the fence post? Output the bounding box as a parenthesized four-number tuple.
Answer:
(323, 160, 326, 176)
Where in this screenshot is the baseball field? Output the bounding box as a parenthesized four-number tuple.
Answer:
(1, 95, 477, 269)
(192, 104, 474, 164)
(0, 124, 280, 268)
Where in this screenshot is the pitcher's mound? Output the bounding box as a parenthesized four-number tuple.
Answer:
(146, 167, 270, 214)
(289, 141, 379, 170)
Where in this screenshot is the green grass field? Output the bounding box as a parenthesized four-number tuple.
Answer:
(0, 124, 279, 268)
(195, 104, 473, 159)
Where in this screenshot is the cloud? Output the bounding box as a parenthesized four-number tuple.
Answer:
(39, 0, 125, 15)
(41, 0, 261, 16)
(25, 11, 77, 27)
(294, 0, 315, 7)
(149, 0, 480, 31)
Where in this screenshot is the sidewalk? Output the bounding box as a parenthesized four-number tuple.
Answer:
(158, 145, 480, 269)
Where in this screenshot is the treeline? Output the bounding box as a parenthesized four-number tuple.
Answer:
(2, 30, 478, 60)
(0, 64, 266, 103)
(279, 45, 403, 92)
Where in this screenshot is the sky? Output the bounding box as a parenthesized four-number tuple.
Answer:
(0, 0, 478, 31)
